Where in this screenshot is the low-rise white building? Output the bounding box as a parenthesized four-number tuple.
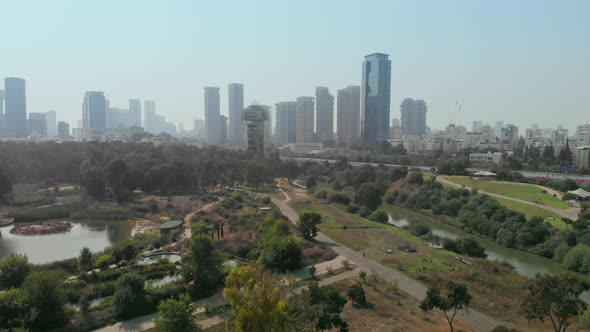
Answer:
(575, 146, 590, 170)
(469, 151, 511, 165)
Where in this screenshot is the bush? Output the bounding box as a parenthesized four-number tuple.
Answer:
(369, 209, 388, 224)
(563, 244, 590, 274)
(329, 192, 351, 206)
(314, 189, 329, 199)
(95, 254, 115, 270)
(358, 206, 372, 218)
(346, 204, 360, 214)
(408, 223, 431, 237)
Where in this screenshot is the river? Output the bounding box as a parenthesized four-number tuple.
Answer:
(0, 220, 136, 264)
(384, 204, 590, 302)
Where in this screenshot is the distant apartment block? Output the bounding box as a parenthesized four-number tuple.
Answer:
(400, 98, 427, 137)
(336, 85, 360, 146)
(243, 105, 268, 157)
(129, 99, 142, 127)
(296, 96, 315, 144)
(27, 113, 47, 136)
(228, 83, 244, 146)
(204, 87, 221, 145)
(315, 87, 334, 142)
(58, 121, 70, 138)
(275, 101, 297, 146)
(45, 110, 57, 137)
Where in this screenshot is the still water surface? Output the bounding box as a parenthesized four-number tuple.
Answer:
(385, 205, 590, 302)
(0, 220, 135, 264)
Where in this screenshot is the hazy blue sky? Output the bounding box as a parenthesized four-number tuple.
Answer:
(1, 0, 589, 131)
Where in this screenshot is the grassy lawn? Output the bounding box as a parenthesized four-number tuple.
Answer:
(493, 197, 567, 229)
(445, 176, 568, 209)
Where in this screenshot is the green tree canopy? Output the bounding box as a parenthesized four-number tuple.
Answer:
(181, 234, 223, 295)
(419, 281, 472, 332)
(0, 253, 33, 289)
(522, 273, 589, 332)
(113, 272, 148, 317)
(23, 270, 67, 329)
(299, 211, 322, 239)
(224, 265, 290, 332)
(155, 293, 201, 332)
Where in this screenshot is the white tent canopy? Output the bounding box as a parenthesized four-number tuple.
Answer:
(472, 171, 496, 177)
(567, 188, 590, 199)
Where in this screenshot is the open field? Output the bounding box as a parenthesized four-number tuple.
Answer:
(444, 176, 568, 209)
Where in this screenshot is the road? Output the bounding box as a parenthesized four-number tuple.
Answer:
(437, 176, 581, 220)
(271, 195, 504, 332)
(283, 156, 590, 181)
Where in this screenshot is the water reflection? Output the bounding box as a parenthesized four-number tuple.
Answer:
(0, 220, 135, 264)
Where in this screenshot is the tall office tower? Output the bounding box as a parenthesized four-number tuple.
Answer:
(296, 96, 315, 143)
(58, 121, 70, 138)
(4, 77, 27, 137)
(275, 101, 297, 146)
(82, 91, 106, 130)
(0, 89, 4, 118)
(399, 98, 427, 137)
(219, 115, 228, 145)
(260, 105, 272, 144)
(390, 118, 401, 139)
(129, 99, 142, 127)
(228, 83, 244, 146)
(194, 118, 205, 139)
(472, 121, 483, 131)
(27, 113, 47, 136)
(204, 87, 221, 145)
(315, 87, 334, 142)
(0, 90, 5, 137)
(336, 85, 361, 146)
(144, 100, 156, 133)
(243, 105, 268, 157)
(45, 110, 57, 137)
(361, 53, 391, 145)
(495, 121, 504, 140)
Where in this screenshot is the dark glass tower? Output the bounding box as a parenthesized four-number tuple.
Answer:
(361, 53, 391, 145)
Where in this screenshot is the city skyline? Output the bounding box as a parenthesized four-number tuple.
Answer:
(1, 0, 588, 132)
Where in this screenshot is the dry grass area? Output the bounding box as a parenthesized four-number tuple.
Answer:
(332, 278, 474, 332)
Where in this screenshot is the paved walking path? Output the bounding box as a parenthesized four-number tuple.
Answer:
(437, 176, 580, 220)
(271, 195, 504, 332)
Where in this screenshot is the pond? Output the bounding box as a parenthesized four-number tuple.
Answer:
(385, 205, 590, 303)
(0, 220, 136, 264)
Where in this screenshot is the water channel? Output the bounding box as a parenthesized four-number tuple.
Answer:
(0, 220, 136, 264)
(384, 204, 590, 303)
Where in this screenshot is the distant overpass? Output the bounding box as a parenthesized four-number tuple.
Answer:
(281, 156, 590, 181)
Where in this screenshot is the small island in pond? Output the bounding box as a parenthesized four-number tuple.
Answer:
(10, 220, 73, 236)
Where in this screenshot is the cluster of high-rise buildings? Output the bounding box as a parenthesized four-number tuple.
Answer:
(0, 77, 70, 140)
(3, 51, 588, 168)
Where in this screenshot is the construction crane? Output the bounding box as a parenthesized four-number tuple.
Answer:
(449, 100, 462, 126)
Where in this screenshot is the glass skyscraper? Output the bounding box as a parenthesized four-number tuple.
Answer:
(4, 77, 27, 138)
(361, 53, 391, 145)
